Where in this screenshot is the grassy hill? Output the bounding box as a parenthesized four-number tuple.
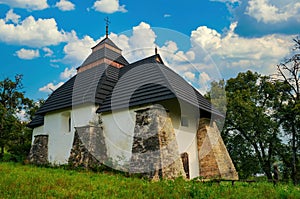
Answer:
(0, 162, 299, 198)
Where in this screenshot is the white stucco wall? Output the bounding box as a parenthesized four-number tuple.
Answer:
(44, 111, 73, 164)
(167, 100, 201, 179)
(32, 100, 202, 179)
(175, 128, 199, 179)
(101, 101, 201, 178)
(40, 105, 98, 164)
(101, 109, 136, 168)
(31, 125, 45, 145)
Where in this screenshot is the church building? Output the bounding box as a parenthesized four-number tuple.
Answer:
(28, 24, 238, 180)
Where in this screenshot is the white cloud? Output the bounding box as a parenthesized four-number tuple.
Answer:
(184, 71, 196, 81)
(245, 0, 300, 24)
(0, 13, 67, 47)
(198, 72, 212, 94)
(130, 22, 156, 49)
(199, 72, 211, 83)
(4, 9, 20, 24)
(62, 30, 97, 65)
(55, 0, 75, 11)
(159, 40, 195, 65)
(191, 26, 221, 51)
(43, 47, 54, 57)
(93, 0, 127, 13)
(107, 22, 157, 62)
(15, 109, 29, 122)
(164, 14, 171, 18)
(15, 48, 40, 60)
(190, 22, 294, 75)
(60, 67, 76, 80)
(39, 82, 64, 93)
(0, 0, 49, 10)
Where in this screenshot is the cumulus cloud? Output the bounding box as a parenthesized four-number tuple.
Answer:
(33, 20, 294, 96)
(159, 40, 195, 64)
(199, 72, 211, 83)
(55, 0, 75, 11)
(4, 9, 20, 24)
(191, 22, 294, 75)
(15, 48, 40, 60)
(62, 30, 97, 65)
(60, 67, 77, 80)
(198, 72, 212, 94)
(245, 0, 300, 24)
(93, 0, 127, 13)
(43, 47, 54, 57)
(39, 82, 64, 93)
(107, 22, 157, 62)
(0, 0, 49, 10)
(184, 71, 196, 81)
(129, 22, 156, 49)
(0, 13, 67, 47)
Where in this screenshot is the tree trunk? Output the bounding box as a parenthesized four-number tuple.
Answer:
(291, 125, 298, 185)
(252, 142, 273, 180)
(263, 162, 273, 180)
(0, 145, 4, 159)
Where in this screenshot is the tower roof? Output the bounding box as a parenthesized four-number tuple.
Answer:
(92, 37, 121, 51)
(77, 37, 128, 72)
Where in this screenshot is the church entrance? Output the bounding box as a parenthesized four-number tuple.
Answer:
(181, 152, 190, 179)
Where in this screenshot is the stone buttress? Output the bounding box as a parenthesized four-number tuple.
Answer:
(197, 118, 238, 180)
(130, 105, 186, 180)
(68, 125, 107, 168)
(28, 135, 49, 165)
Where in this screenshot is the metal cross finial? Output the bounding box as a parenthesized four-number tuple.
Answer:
(104, 17, 110, 38)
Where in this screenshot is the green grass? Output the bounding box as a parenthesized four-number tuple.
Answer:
(0, 162, 299, 199)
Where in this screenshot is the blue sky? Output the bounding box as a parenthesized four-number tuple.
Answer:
(0, 0, 299, 100)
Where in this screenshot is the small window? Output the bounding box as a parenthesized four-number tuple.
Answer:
(62, 112, 71, 133)
(181, 116, 189, 127)
(68, 116, 71, 132)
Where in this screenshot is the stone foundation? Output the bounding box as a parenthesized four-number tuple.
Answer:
(130, 105, 185, 180)
(197, 118, 238, 180)
(68, 126, 107, 168)
(28, 135, 48, 165)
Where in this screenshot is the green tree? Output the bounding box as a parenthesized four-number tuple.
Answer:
(0, 75, 32, 159)
(223, 71, 281, 180)
(205, 79, 227, 115)
(275, 37, 300, 184)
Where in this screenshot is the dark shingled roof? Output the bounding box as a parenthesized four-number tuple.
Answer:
(35, 63, 119, 116)
(81, 47, 129, 67)
(92, 37, 122, 51)
(27, 114, 44, 128)
(77, 37, 128, 70)
(28, 63, 120, 128)
(96, 55, 220, 117)
(35, 76, 75, 115)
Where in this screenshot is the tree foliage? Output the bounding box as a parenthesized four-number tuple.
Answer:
(0, 75, 34, 161)
(223, 71, 281, 179)
(274, 37, 300, 184)
(205, 37, 300, 182)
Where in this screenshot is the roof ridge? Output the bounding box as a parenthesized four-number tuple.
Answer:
(130, 54, 163, 65)
(92, 37, 121, 51)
